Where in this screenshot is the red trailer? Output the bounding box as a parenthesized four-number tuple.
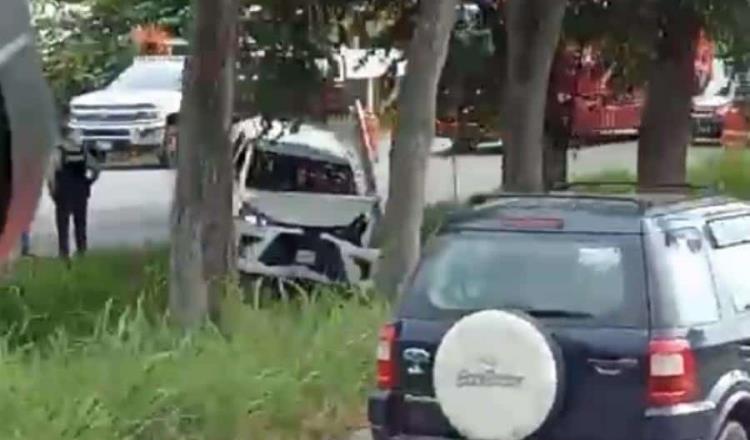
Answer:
(437, 32, 715, 149)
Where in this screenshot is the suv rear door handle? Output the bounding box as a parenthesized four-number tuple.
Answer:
(587, 358, 639, 376)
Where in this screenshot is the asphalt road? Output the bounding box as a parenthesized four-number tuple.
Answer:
(24, 140, 721, 256)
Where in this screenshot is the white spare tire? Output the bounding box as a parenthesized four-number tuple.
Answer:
(433, 310, 562, 440)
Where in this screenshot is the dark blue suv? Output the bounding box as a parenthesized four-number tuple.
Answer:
(369, 193, 750, 440)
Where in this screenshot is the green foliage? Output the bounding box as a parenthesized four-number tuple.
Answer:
(236, 0, 411, 120)
(570, 151, 750, 199)
(31, 0, 190, 106)
(0, 249, 388, 440)
(689, 150, 750, 199)
(0, 247, 167, 348)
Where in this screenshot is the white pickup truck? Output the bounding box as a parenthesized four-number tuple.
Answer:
(67, 55, 185, 167)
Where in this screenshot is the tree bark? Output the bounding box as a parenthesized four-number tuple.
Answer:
(374, 0, 458, 300)
(170, 0, 238, 327)
(638, 7, 699, 190)
(543, 130, 568, 190)
(503, 0, 566, 192)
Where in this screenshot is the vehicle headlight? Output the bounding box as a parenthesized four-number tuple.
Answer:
(716, 105, 732, 117)
(239, 204, 271, 226)
(69, 128, 83, 143)
(244, 214, 268, 226)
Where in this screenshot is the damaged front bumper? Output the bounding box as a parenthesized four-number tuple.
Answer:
(235, 218, 380, 284)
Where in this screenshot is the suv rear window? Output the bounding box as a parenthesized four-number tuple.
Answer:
(399, 231, 647, 327)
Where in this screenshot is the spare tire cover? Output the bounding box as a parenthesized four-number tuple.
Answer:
(433, 310, 561, 440)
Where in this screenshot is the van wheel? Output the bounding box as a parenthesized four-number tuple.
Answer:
(159, 125, 178, 168)
(718, 422, 748, 440)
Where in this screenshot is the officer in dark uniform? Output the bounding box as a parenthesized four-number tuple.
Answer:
(47, 133, 100, 259)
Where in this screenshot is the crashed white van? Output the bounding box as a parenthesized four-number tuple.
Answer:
(232, 119, 380, 284)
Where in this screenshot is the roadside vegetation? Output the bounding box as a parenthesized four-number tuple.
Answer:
(0, 250, 387, 440)
(570, 150, 750, 198)
(2, 156, 747, 438)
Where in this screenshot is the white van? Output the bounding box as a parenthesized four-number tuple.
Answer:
(231, 119, 380, 284)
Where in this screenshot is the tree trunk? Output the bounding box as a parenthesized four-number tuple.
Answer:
(170, 0, 238, 327)
(503, 0, 566, 192)
(638, 7, 699, 190)
(543, 130, 568, 190)
(374, 0, 458, 300)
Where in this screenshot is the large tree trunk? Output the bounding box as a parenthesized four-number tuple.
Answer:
(374, 0, 458, 300)
(638, 6, 699, 190)
(543, 48, 572, 191)
(503, 0, 566, 192)
(170, 0, 238, 327)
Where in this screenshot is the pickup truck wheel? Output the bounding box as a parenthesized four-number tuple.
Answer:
(159, 125, 178, 168)
(718, 422, 748, 440)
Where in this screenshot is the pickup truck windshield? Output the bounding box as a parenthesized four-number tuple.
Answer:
(109, 62, 183, 91)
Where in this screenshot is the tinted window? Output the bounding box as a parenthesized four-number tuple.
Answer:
(709, 215, 750, 248)
(399, 231, 647, 326)
(712, 244, 750, 312)
(648, 227, 720, 326)
(708, 216, 750, 312)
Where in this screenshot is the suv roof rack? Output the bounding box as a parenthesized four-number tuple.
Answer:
(552, 181, 721, 196)
(467, 187, 723, 212)
(467, 192, 648, 209)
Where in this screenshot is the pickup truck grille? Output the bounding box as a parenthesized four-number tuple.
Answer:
(72, 104, 156, 111)
(74, 113, 139, 122)
(81, 129, 130, 138)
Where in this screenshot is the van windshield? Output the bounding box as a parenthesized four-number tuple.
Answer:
(399, 231, 646, 326)
(246, 149, 357, 195)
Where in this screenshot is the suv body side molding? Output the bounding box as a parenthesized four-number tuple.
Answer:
(645, 401, 715, 417)
(645, 369, 750, 418)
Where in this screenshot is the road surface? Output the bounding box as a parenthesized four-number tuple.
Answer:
(25, 141, 721, 256)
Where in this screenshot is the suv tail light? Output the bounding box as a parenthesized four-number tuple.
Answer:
(648, 339, 698, 406)
(377, 324, 397, 390)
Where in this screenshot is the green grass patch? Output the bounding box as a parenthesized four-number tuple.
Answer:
(689, 149, 750, 199)
(0, 247, 168, 348)
(568, 150, 750, 199)
(0, 250, 388, 440)
(569, 169, 637, 194)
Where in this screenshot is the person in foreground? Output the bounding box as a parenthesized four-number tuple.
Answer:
(47, 132, 100, 260)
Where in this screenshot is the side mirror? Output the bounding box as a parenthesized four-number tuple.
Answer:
(0, 0, 58, 261)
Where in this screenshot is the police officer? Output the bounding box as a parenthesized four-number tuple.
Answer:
(47, 133, 100, 260)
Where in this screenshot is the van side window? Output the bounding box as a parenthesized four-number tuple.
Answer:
(708, 215, 750, 312)
(655, 227, 720, 325)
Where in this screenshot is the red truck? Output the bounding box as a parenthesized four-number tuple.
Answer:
(437, 32, 716, 149)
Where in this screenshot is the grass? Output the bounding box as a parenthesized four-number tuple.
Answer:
(569, 149, 750, 198)
(690, 149, 750, 199)
(0, 250, 388, 440)
(0, 247, 168, 347)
